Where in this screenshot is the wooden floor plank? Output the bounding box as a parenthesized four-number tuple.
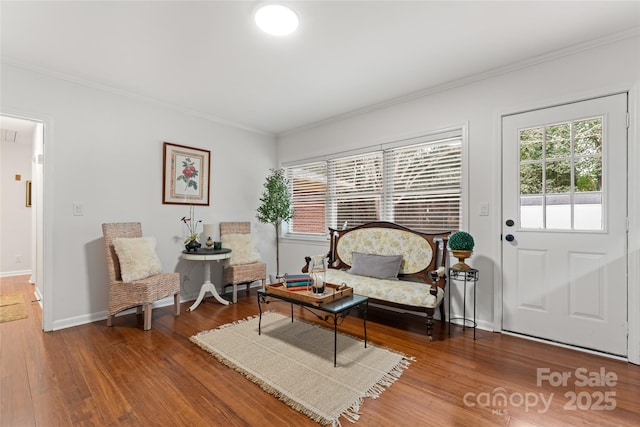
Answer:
(1, 275, 639, 426)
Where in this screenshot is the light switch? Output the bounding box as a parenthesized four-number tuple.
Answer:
(479, 202, 489, 216)
(73, 202, 84, 216)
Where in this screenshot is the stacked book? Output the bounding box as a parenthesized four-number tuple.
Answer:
(283, 274, 312, 291)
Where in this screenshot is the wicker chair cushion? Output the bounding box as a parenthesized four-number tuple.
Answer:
(222, 233, 261, 265)
(113, 237, 163, 282)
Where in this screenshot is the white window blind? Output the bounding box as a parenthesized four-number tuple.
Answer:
(286, 132, 462, 236)
(385, 138, 462, 232)
(286, 161, 327, 234)
(329, 151, 383, 229)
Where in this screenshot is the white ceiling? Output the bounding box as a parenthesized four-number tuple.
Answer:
(1, 1, 639, 135)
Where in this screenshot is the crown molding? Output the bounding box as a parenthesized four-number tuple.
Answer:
(0, 57, 274, 137)
(280, 27, 640, 137)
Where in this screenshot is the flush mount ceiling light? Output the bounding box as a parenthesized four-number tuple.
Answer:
(254, 4, 299, 36)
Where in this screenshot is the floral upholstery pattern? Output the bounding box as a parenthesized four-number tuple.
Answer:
(326, 269, 443, 309)
(320, 222, 449, 340)
(336, 228, 433, 274)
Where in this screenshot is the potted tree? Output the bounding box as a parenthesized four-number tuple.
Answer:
(448, 231, 475, 270)
(256, 168, 294, 280)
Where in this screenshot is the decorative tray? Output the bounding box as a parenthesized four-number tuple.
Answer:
(265, 282, 353, 307)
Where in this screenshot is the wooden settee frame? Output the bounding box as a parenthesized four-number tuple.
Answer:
(305, 221, 451, 339)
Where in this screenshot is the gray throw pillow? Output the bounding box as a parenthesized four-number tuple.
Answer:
(347, 252, 402, 280)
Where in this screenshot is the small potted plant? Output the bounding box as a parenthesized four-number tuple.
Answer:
(448, 230, 474, 270)
(181, 205, 202, 252)
(256, 168, 294, 280)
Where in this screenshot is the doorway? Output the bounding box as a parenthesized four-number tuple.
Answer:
(0, 113, 46, 330)
(501, 93, 628, 356)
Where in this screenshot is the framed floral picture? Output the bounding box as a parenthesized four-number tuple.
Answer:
(162, 142, 211, 205)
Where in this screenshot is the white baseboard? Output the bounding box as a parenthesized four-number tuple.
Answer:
(0, 269, 32, 278)
(50, 294, 197, 331)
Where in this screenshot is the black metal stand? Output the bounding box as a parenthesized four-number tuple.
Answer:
(448, 268, 478, 339)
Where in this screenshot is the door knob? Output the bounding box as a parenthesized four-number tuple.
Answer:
(505, 234, 515, 242)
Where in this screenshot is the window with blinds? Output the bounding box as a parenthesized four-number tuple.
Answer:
(285, 132, 462, 236)
(330, 152, 383, 229)
(386, 138, 462, 232)
(287, 161, 327, 234)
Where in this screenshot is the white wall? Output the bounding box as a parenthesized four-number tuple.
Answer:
(1, 63, 277, 329)
(277, 35, 640, 331)
(0, 121, 33, 275)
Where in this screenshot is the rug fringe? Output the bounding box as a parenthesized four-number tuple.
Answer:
(365, 356, 413, 399)
(340, 397, 363, 424)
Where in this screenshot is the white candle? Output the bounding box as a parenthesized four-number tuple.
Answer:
(202, 223, 216, 240)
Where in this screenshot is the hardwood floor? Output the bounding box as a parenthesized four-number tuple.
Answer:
(1, 274, 639, 426)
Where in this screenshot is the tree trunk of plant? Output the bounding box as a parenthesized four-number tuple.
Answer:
(274, 223, 280, 275)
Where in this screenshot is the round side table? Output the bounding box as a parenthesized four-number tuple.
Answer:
(182, 248, 231, 311)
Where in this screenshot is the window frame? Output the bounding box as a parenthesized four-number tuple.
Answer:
(282, 126, 469, 241)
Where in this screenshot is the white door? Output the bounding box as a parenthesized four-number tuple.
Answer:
(502, 94, 628, 356)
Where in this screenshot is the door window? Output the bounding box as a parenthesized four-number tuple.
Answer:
(519, 117, 603, 230)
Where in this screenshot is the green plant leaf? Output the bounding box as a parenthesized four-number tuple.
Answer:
(256, 168, 294, 225)
(448, 231, 474, 251)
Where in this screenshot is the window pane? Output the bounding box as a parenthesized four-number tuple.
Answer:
(574, 193, 602, 230)
(391, 143, 460, 192)
(292, 199, 326, 233)
(574, 118, 602, 155)
(387, 138, 462, 232)
(546, 194, 571, 229)
(520, 127, 543, 161)
(394, 193, 460, 233)
(546, 123, 571, 158)
(520, 195, 543, 229)
(288, 162, 327, 234)
(333, 153, 382, 196)
(518, 116, 604, 232)
(336, 197, 380, 228)
(574, 156, 602, 192)
(546, 160, 571, 193)
(330, 152, 383, 228)
(520, 163, 543, 194)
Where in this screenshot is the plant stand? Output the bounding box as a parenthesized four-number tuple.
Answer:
(448, 267, 478, 339)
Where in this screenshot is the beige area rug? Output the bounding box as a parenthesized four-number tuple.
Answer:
(0, 292, 28, 323)
(191, 312, 412, 427)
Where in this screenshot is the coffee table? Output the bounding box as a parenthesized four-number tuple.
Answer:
(257, 288, 369, 367)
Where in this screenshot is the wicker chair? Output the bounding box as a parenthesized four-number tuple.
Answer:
(220, 222, 266, 303)
(102, 222, 180, 330)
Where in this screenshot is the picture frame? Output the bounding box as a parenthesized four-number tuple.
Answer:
(162, 142, 211, 205)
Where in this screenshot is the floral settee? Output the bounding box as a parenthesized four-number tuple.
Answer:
(304, 222, 450, 340)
